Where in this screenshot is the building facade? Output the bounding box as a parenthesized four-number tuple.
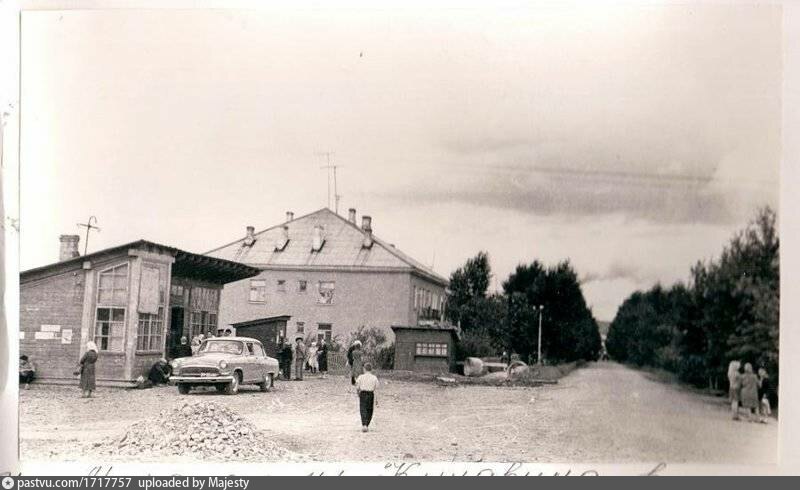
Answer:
(20, 238, 259, 385)
(206, 208, 449, 344)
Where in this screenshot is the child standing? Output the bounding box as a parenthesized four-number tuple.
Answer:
(355, 363, 379, 432)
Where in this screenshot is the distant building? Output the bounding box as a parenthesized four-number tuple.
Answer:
(20, 237, 259, 386)
(205, 208, 449, 343)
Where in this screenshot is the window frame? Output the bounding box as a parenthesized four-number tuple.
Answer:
(94, 263, 129, 352)
(317, 281, 335, 305)
(248, 279, 267, 303)
(317, 324, 332, 343)
(415, 342, 448, 358)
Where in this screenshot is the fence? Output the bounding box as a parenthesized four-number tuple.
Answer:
(323, 350, 381, 375)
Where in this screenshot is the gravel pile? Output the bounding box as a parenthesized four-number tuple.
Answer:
(90, 400, 300, 461)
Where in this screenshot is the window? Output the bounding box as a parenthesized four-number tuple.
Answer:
(252, 343, 265, 357)
(95, 307, 125, 351)
(246, 342, 255, 355)
(190, 311, 218, 338)
(296, 322, 305, 334)
(137, 307, 164, 351)
(416, 342, 448, 357)
(298, 280, 307, 293)
(277, 279, 286, 292)
(200, 340, 243, 355)
(170, 284, 185, 305)
(249, 279, 267, 303)
(317, 281, 335, 305)
(317, 324, 332, 342)
(98, 264, 129, 306)
(95, 264, 129, 352)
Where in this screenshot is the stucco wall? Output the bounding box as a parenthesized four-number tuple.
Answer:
(218, 269, 437, 343)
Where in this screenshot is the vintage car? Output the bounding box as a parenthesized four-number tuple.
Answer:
(170, 336, 279, 395)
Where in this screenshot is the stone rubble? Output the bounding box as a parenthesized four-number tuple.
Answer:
(88, 400, 300, 461)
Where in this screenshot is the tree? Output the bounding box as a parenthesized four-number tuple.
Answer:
(502, 260, 602, 362)
(606, 207, 779, 393)
(445, 251, 492, 332)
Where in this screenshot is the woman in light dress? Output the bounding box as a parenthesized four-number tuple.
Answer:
(307, 341, 319, 374)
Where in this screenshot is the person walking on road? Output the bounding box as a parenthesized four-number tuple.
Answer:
(293, 337, 307, 381)
(739, 363, 760, 422)
(355, 362, 379, 432)
(78, 341, 99, 398)
(727, 360, 742, 421)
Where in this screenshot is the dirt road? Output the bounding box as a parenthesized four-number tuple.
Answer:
(19, 362, 776, 463)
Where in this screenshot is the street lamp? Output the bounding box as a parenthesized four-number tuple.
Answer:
(537, 305, 544, 366)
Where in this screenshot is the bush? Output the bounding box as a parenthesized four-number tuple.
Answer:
(375, 343, 395, 370)
(456, 329, 497, 360)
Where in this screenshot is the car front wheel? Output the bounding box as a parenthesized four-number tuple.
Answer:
(225, 372, 241, 395)
(259, 373, 273, 392)
(177, 383, 191, 395)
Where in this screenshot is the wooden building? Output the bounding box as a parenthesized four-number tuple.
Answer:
(228, 315, 291, 357)
(20, 238, 260, 386)
(391, 323, 460, 373)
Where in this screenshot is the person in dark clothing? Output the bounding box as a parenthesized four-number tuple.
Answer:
(78, 341, 99, 398)
(172, 336, 193, 359)
(279, 338, 293, 380)
(318, 339, 329, 379)
(758, 367, 773, 422)
(148, 358, 172, 385)
(19, 355, 36, 388)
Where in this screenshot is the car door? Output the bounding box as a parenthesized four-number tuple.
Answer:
(244, 342, 257, 382)
(252, 343, 269, 380)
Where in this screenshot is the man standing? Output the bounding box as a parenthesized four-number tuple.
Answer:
(278, 337, 291, 380)
(293, 337, 307, 381)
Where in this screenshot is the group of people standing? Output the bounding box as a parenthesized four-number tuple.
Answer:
(728, 360, 774, 423)
(277, 337, 330, 380)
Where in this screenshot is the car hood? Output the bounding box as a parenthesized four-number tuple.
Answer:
(176, 353, 238, 366)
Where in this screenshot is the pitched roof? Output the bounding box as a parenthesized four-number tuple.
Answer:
(205, 208, 448, 286)
(21, 240, 262, 285)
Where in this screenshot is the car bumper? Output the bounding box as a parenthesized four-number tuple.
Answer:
(170, 375, 234, 384)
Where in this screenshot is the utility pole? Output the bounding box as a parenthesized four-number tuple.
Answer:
(537, 304, 544, 366)
(77, 216, 100, 256)
(317, 152, 343, 214)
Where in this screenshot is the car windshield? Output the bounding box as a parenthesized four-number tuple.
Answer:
(199, 340, 243, 355)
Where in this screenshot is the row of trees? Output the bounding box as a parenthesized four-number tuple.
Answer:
(605, 207, 779, 393)
(446, 252, 603, 363)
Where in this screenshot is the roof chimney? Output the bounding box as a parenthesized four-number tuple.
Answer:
(361, 216, 373, 249)
(311, 225, 325, 252)
(348, 208, 357, 224)
(59, 235, 80, 261)
(286, 211, 294, 222)
(275, 225, 290, 251)
(243, 226, 256, 247)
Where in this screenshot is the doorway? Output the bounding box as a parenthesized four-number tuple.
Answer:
(167, 307, 184, 358)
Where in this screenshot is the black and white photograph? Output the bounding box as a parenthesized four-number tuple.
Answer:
(2, 0, 799, 477)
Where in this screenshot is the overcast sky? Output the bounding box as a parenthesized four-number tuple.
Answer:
(19, 3, 780, 321)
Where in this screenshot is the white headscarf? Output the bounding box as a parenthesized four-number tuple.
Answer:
(727, 360, 740, 380)
(86, 341, 99, 353)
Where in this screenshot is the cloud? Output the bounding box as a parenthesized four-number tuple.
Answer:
(580, 262, 648, 284)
